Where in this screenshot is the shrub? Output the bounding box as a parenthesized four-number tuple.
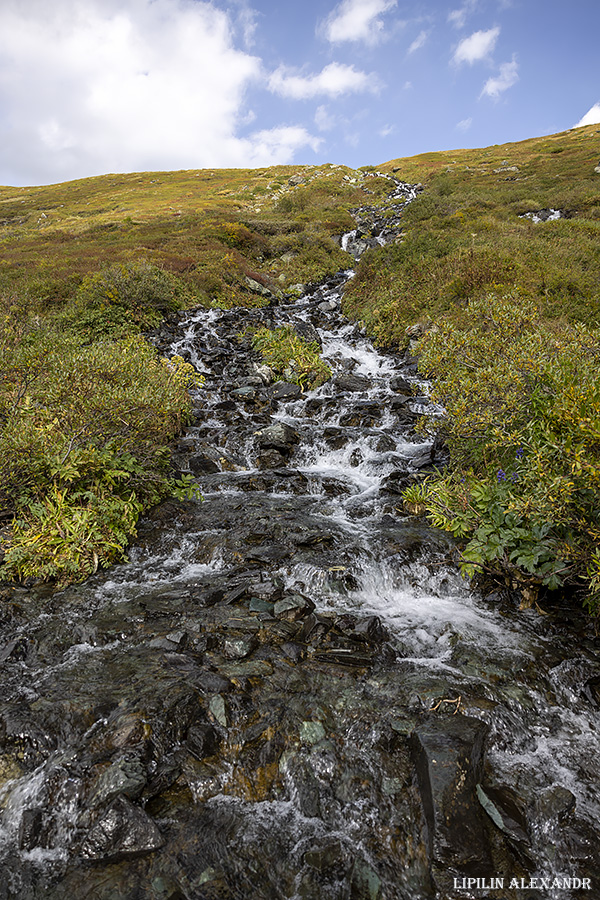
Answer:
(0, 320, 200, 587)
(72, 261, 187, 337)
(250, 326, 331, 389)
(410, 293, 600, 611)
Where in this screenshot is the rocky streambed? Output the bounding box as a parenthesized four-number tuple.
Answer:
(0, 179, 599, 900)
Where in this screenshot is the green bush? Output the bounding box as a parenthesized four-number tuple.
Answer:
(408, 293, 600, 611)
(250, 326, 331, 389)
(0, 319, 200, 587)
(72, 261, 187, 337)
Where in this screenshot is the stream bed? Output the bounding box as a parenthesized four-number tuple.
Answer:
(0, 179, 599, 900)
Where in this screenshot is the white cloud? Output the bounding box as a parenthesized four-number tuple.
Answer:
(452, 27, 500, 65)
(0, 0, 318, 186)
(448, 0, 479, 29)
(456, 117, 473, 131)
(248, 126, 322, 160)
(408, 29, 429, 54)
(268, 62, 378, 100)
(379, 124, 395, 137)
(315, 105, 336, 132)
(322, 0, 397, 45)
(574, 102, 600, 128)
(480, 58, 519, 99)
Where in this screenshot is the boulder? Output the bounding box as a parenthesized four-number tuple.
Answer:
(254, 422, 300, 453)
(334, 373, 371, 392)
(88, 754, 147, 808)
(410, 715, 493, 873)
(270, 382, 302, 400)
(274, 594, 315, 621)
(80, 796, 164, 862)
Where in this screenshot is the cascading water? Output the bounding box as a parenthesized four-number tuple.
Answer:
(0, 175, 598, 900)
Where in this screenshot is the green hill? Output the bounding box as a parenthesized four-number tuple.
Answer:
(1, 124, 600, 606)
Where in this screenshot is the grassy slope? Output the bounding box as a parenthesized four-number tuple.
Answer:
(0, 164, 359, 311)
(0, 163, 366, 586)
(345, 123, 600, 346)
(2, 125, 600, 594)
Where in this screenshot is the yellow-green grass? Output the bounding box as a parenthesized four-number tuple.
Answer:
(344, 123, 600, 346)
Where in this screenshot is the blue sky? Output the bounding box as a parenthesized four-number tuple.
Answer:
(0, 0, 598, 186)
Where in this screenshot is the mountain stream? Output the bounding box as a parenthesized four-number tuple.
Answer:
(0, 177, 598, 900)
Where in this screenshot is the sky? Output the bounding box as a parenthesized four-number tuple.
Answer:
(0, 0, 599, 186)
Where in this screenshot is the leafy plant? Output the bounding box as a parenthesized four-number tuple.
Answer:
(0, 318, 199, 587)
(249, 325, 331, 390)
(408, 292, 600, 610)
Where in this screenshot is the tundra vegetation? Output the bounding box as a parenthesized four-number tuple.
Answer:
(1, 126, 600, 609)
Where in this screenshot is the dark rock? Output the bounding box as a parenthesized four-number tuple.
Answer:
(293, 321, 322, 348)
(476, 783, 529, 843)
(582, 675, 600, 706)
(389, 375, 414, 394)
(410, 715, 492, 872)
(186, 723, 220, 760)
(408, 445, 433, 469)
(334, 373, 371, 392)
(281, 641, 305, 661)
(297, 613, 333, 644)
(189, 454, 220, 475)
(313, 648, 375, 668)
(274, 594, 315, 621)
(0, 638, 29, 663)
(80, 796, 164, 861)
(18, 808, 43, 851)
(256, 449, 288, 469)
(254, 422, 300, 453)
(270, 382, 302, 400)
(222, 635, 257, 659)
(196, 671, 234, 694)
(89, 754, 147, 807)
(350, 615, 389, 644)
(323, 427, 346, 449)
(380, 470, 412, 494)
(536, 785, 576, 823)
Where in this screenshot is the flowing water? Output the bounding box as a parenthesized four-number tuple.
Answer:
(0, 178, 598, 900)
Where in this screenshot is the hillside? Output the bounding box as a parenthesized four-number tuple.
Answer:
(1, 123, 600, 605)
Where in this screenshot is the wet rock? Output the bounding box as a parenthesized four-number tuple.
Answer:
(314, 647, 375, 668)
(222, 635, 257, 659)
(389, 374, 414, 394)
(254, 422, 300, 453)
(337, 614, 389, 645)
(334, 373, 371, 392)
(280, 751, 321, 818)
(410, 715, 492, 873)
(186, 722, 220, 759)
(323, 426, 346, 449)
(18, 807, 43, 851)
(256, 449, 288, 469)
(80, 795, 164, 862)
(89, 754, 147, 807)
(536, 785, 576, 823)
(582, 674, 600, 706)
(380, 470, 412, 494)
(196, 671, 234, 694)
(270, 382, 302, 400)
(274, 594, 316, 621)
(339, 403, 381, 427)
(476, 783, 529, 843)
(293, 320, 322, 348)
(296, 613, 332, 644)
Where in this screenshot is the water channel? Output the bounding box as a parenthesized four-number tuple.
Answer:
(0, 178, 598, 899)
